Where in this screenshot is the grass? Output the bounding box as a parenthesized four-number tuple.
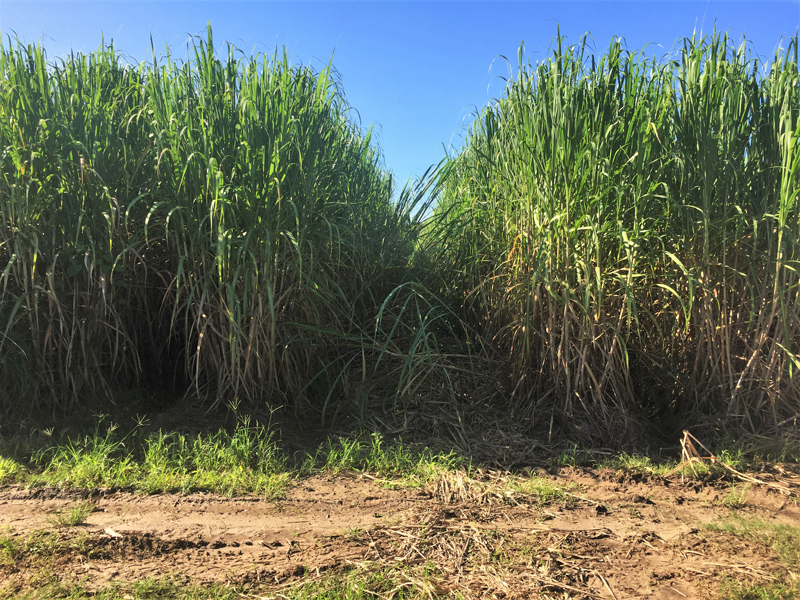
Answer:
(0, 417, 467, 496)
(24, 417, 291, 497)
(707, 517, 800, 600)
(512, 474, 572, 505)
(45, 502, 96, 529)
(0, 456, 22, 484)
(1, 571, 441, 600)
(302, 432, 462, 487)
(2, 577, 243, 600)
(597, 453, 675, 476)
(1, 414, 785, 499)
(0, 527, 22, 564)
(429, 30, 800, 442)
(0, 23, 797, 452)
(0, 528, 98, 567)
(2, 431, 797, 598)
(2, 526, 446, 598)
(720, 483, 751, 509)
(720, 578, 800, 600)
(707, 517, 800, 570)
(0, 24, 446, 427)
(550, 443, 756, 483)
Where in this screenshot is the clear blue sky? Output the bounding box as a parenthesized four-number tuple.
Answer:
(2, 1, 798, 190)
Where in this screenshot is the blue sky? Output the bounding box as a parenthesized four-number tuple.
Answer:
(2, 1, 798, 190)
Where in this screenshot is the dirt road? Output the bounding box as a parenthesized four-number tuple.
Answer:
(2, 467, 798, 598)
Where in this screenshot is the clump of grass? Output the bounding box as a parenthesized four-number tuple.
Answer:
(284, 565, 439, 599)
(554, 445, 590, 468)
(138, 416, 290, 497)
(0, 456, 23, 484)
(667, 446, 752, 482)
(720, 578, 800, 600)
(0, 528, 22, 564)
(109, 579, 242, 600)
(597, 453, 675, 476)
(0, 529, 95, 565)
(513, 475, 569, 505)
(3, 570, 438, 600)
(46, 502, 96, 529)
(303, 432, 461, 487)
(32, 420, 136, 489)
(25, 417, 289, 496)
(707, 516, 800, 570)
(6, 418, 468, 494)
(720, 483, 751, 509)
(3, 577, 243, 600)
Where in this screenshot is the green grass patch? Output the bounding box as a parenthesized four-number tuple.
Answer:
(3, 416, 778, 499)
(276, 567, 438, 599)
(18, 417, 290, 497)
(2, 578, 242, 600)
(0, 528, 22, 565)
(0, 456, 23, 484)
(1, 419, 465, 496)
(596, 453, 676, 476)
(2, 569, 439, 600)
(45, 502, 96, 529)
(592, 447, 749, 482)
(719, 578, 800, 600)
(719, 483, 751, 510)
(512, 475, 571, 505)
(302, 432, 461, 487)
(0, 528, 99, 567)
(706, 517, 800, 570)
(706, 515, 800, 599)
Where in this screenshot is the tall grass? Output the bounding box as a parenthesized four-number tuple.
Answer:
(3, 27, 798, 442)
(0, 27, 443, 419)
(430, 31, 800, 440)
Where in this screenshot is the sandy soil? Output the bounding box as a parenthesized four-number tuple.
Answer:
(1, 466, 799, 598)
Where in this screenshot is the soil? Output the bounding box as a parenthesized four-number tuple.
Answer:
(1, 466, 799, 599)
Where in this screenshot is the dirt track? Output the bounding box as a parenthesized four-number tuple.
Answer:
(2, 467, 799, 598)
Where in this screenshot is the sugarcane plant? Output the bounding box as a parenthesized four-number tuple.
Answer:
(429, 31, 799, 439)
(0, 26, 450, 420)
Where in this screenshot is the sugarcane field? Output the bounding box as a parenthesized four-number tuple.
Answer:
(1, 9, 799, 599)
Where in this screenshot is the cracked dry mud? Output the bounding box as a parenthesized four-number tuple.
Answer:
(1, 466, 799, 598)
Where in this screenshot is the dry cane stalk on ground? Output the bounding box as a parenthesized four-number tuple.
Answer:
(667, 431, 796, 497)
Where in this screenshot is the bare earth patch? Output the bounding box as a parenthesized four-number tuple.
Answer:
(2, 466, 799, 598)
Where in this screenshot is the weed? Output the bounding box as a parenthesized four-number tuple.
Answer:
(720, 577, 800, 600)
(31, 418, 135, 489)
(706, 517, 800, 570)
(46, 501, 96, 529)
(26, 570, 440, 600)
(513, 476, 568, 505)
(0, 528, 21, 564)
(718, 449, 747, 472)
(20, 418, 289, 497)
(599, 453, 675, 476)
(627, 506, 643, 519)
(3, 577, 244, 599)
(0, 456, 22, 484)
(304, 433, 461, 488)
(720, 484, 751, 509)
